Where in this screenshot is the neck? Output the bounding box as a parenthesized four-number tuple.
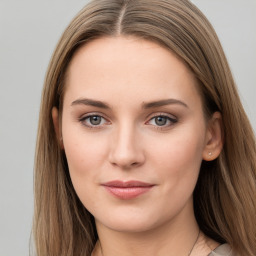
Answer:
(92, 230, 219, 256)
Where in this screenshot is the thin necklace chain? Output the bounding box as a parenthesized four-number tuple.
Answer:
(98, 229, 201, 256)
(188, 229, 200, 256)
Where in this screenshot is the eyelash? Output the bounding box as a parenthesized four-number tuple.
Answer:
(79, 113, 110, 129)
(79, 113, 178, 130)
(146, 114, 178, 129)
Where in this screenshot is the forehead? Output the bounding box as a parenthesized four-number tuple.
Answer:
(64, 36, 201, 108)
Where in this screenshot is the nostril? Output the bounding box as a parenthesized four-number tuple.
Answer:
(108, 151, 145, 169)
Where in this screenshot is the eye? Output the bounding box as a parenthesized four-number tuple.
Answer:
(79, 114, 109, 128)
(88, 116, 102, 125)
(147, 115, 177, 127)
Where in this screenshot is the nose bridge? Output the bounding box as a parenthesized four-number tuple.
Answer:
(109, 120, 144, 168)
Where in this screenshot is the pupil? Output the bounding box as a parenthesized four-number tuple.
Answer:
(90, 116, 101, 125)
(156, 116, 167, 126)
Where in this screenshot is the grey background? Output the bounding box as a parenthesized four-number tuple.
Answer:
(0, 1, 255, 255)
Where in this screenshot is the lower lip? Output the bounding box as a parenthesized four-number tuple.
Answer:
(103, 186, 154, 199)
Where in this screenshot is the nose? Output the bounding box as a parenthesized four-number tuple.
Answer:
(108, 123, 145, 170)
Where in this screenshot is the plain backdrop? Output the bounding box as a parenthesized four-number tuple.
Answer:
(0, 1, 255, 255)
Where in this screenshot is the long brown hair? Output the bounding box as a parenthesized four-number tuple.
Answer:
(33, 0, 256, 255)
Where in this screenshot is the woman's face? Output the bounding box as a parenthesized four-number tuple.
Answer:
(58, 36, 217, 233)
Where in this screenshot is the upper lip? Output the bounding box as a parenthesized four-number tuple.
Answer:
(102, 180, 154, 187)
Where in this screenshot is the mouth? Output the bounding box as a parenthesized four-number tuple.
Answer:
(101, 180, 155, 200)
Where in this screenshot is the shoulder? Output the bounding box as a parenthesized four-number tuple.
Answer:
(208, 244, 238, 256)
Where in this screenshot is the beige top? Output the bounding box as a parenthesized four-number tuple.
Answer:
(92, 233, 237, 256)
(209, 244, 236, 256)
(92, 243, 236, 256)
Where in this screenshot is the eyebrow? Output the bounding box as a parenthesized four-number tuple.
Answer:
(142, 99, 188, 109)
(71, 98, 188, 109)
(71, 98, 110, 109)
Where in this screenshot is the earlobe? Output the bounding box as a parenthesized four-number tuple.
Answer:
(202, 112, 223, 161)
(52, 107, 64, 149)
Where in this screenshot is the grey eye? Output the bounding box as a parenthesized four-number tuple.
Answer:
(147, 115, 177, 128)
(80, 114, 109, 128)
(89, 116, 102, 125)
(155, 116, 168, 126)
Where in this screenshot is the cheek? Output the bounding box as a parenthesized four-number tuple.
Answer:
(63, 132, 110, 214)
(152, 128, 204, 166)
(150, 126, 205, 191)
(172, 136, 204, 168)
(63, 127, 106, 172)
(62, 123, 109, 197)
(143, 133, 205, 224)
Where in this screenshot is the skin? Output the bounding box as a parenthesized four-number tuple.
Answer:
(52, 36, 223, 256)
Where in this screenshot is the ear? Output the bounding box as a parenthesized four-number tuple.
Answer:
(52, 107, 64, 149)
(202, 112, 223, 161)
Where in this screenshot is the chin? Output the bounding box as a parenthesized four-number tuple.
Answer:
(95, 209, 166, 233)
(104, 220, 156, 233)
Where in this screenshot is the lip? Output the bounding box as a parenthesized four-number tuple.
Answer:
(101, 180, 155, 200)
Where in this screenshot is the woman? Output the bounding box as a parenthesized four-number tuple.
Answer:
(33, 0, 256, 255)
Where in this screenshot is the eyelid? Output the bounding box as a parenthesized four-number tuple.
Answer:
(79, 112, 111, 128)
(146, 112, 177, 121)
(145, 112, 178, 128)
(79, 111, 107, 119)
